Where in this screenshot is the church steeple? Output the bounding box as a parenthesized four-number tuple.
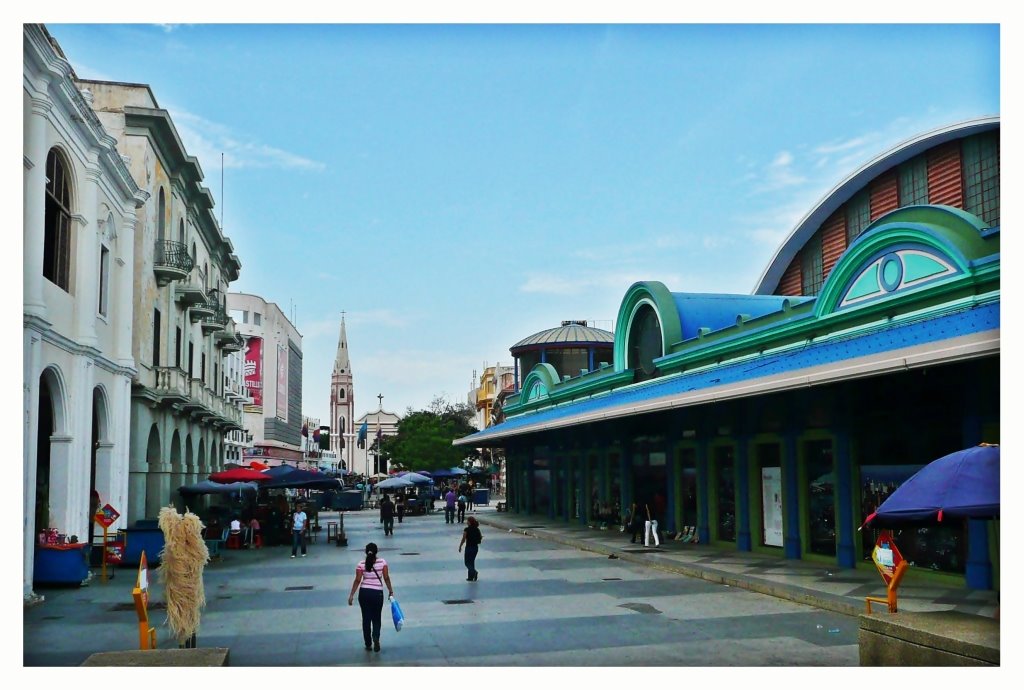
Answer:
(333, 313, 350, 374)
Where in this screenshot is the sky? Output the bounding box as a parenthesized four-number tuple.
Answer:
(27, 14, 1003, 429)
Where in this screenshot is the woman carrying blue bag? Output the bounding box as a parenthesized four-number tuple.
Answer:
(347, 542, 394, 652)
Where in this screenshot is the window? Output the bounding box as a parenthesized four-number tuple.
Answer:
(157, 188, 166, 241)
(898, 155, 929, 206)
(188, 342, 194, 377)
(962, 132, 1000, 226)
(254, 312, 262, 326)
(800, 234, 823, 296)
(845, 190, 870, 244)
(339, 389, 345, 400)
(214, 364, 219, 394)
(627, 304, 662, 381)
(242, 310, 249, 324)
(152, 309, 161, 366)
(201, 353, 206, 383)
(98, 245, 110, 316)
(43, 148, 72, 291)
(175, 327, 182, 368)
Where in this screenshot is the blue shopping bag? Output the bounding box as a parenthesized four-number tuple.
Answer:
(390, 595, 405, 631)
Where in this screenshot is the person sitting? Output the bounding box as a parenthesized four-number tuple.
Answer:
(230, 517, 242, 534)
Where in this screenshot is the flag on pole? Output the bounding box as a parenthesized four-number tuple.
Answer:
(357, 420, 368, 448)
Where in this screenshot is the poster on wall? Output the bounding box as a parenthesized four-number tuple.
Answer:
(243, 336, 263, 412)
(761, 467, 784, 547)
(276, 343, 288, 421)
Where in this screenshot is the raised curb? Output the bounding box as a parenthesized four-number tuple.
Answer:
(81, 648, 230, 666)
(477, 516, 862, 618)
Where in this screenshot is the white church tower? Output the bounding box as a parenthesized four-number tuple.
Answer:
(329, 315, 355, 468)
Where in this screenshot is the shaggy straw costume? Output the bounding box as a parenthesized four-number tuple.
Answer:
(157, 506, 210, 645)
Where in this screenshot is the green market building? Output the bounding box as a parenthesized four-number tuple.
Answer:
(457, 117, 1000, 591)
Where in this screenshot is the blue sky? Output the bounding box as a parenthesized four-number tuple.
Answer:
(39, 21, 1000, 425)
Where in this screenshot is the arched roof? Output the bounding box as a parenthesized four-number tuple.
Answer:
(753, 116, 1000, 295)
(510, 322, 614, 352)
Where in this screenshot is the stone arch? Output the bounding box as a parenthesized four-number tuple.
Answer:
(144, 424, 163, 518)
(34, 366, 69, 535)
(197, 437, 207, 475)
(157, 187, 166, 241)
(170, 429, 183, 473)
(89, 386, 112, 544)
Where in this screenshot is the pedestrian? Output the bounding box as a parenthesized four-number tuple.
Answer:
(468, 479, 476, 511)
(347, 542, 394, 653)
(644, 503, 660, 547)
(291, 503, 308, 558)
(396, 493, 406, 523)
(456, 492, 467, 523)
(444, 486, 457, 524)
(380, 494, 395, 536)
(628, 502, 644, 544)
(458, 515, 483, 581)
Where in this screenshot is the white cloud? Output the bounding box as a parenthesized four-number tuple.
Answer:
(520, 270, 683, 296)
(167, 107, 326, 172)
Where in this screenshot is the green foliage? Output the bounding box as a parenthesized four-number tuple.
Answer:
(382, 396, 479, 472)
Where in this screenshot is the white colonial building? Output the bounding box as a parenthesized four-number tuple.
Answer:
(79, 79, 245, 523)
(23, 25, 149, 599)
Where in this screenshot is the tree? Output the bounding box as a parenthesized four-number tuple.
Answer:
(381, 396, 479, 472)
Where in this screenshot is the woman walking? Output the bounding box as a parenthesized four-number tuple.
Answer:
(458, 516, 483, 581)
(347, 542, 394, 652)
(380, 494, 395, 536)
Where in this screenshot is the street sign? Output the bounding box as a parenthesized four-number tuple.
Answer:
(94, 503, 120, 529)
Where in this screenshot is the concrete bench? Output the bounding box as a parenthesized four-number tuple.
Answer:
(859, 611, 999, 666)
(82, 648, 229, 666)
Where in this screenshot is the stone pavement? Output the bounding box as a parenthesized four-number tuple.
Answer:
(473, 507, 999, 619)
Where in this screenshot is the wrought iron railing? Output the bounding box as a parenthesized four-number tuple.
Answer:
(201, 289, 228, 327)
(154, 240, 194, 273)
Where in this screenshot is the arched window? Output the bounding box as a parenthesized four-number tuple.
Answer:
(339, 389, 346, 401)
(178, 218, 185, 245)
(627, 303, 662, 381)
(339, 416, 345, 434)
(43, 148, 72, 291)
(157, 188, 166, 241)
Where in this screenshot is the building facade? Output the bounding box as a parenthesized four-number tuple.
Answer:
(78, 79, 245, 525)
(227, 293, 303, 466)
(353, 408, 400, 476)
(458, 118, 1000, 592)
(23, 24, 150, 599)
(470, 363, 515, 430)
(223, 346, 251, 465)
(329, 316, 355, 468)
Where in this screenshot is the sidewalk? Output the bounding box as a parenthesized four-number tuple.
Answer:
(472, 506, 999, 620)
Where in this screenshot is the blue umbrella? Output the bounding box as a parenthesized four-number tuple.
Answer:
(861, 444, 1000, 528)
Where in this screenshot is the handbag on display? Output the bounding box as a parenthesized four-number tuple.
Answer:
(390, 595, 405, 631)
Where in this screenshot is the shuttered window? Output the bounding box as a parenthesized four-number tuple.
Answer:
(845, 191, 870, 244)
(44, 149, 73, 291)
(801, 234, 824, 296)
(962, 133, 1000, 226)
(899, 155, 929, 206)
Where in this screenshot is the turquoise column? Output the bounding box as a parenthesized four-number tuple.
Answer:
(697, 440, 710, 544)
(835, 430, 856, 568)
(963, 409, 993, 590)
(783, 431, 802, 559)
(664, 437, 677, 534)
(736, 437, 752, 552)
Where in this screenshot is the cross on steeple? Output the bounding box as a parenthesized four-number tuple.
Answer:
(377, 393, 383, 410)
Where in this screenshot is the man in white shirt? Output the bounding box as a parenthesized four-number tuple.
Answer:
(291, 504, 308, 558)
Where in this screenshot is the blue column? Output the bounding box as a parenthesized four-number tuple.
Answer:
(619, 442, 632, 516)
(835, 430, 855, 568)
(736, 438, 751, 552)
(664, 439, 677, 534)
(697, 440, 710, 544)
(588, 348, 595, 372)
(963, 411, 993, 589)
(540, 349, 547, 364)
(783, 432, 802, 559)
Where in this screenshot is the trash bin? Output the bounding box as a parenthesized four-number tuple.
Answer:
(473, 488, 489, 506)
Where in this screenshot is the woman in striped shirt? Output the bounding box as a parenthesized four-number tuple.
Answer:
(347, 542, 394, 652)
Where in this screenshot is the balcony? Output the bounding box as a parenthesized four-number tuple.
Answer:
(174, 274, 208, 307)
(154, 366, 190, 405)
(215, 320, 241, 349)
(201, 290, 228, 334)
(153, 240, 194, 287)
(220, 333, 244, 352)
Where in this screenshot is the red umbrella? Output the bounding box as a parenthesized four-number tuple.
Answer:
(209, 468, 273, 483)
(248, 461, 269, 470)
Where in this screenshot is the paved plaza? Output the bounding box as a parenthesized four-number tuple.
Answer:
(22, 504, 865, 667)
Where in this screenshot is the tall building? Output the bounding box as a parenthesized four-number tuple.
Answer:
(328, 316, 355, 468)
(227, 293, 303, 466)
(470, 363, 515, 430)
(79, 78, 245, 525)
(23, 24, 149, 600)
